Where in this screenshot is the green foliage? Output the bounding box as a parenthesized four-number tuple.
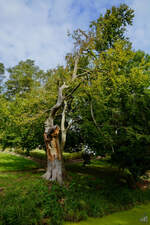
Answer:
(0, 79, 54, 151)
(0, 191, 42, 225)
(77, 40, 150, 179)
(90, 4, 134, 51)
(5, 59, 44, 98)
(0, 179, 45, 225)
(0, 153, 150, 225)
(2, 173, 150, 225)
(0, 3, 150, 185)
(65, 203, 150, 225)
(0, 63, 5, 93)
(0, 63, 4, 75)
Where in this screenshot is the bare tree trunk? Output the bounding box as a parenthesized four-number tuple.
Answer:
(42, 83, 68, 184)
(42, 55, 81, 183)
(42, 127, 63, 184)
(43, 158, 63, 183)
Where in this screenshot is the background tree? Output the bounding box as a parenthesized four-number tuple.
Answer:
(0, 60, 53, 152)
(0, 63, 5, 93)
(78, 40, 150, 181)
(5, 59, 44, 99)
(90, 4, 134, 52)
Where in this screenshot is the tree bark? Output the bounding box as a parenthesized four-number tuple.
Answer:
(60, 100, 74, 152)
(43, 55, 81, 183)
(42, 83, 68, 184)
(60, 100, 67, 152)
(42, 126, 63, 183)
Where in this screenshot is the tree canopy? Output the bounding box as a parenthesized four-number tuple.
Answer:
(0, 4, 150, 181)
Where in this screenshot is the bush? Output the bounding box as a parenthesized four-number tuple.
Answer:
(1, 173, 150, 225)
(111, 142, 150, 181)
(0, 190, 42, 225)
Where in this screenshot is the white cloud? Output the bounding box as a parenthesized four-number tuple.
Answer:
(0, 0, 74, 70)
(126, 0, 150, 53)
(0, 0, 149, 71)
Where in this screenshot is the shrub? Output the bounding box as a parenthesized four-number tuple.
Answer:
(1, 172, 150, 225)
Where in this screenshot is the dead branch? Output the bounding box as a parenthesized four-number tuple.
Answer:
(61, 100, 67, 133)
(45, 83, 68, 132)
(90, 101, 100, 132)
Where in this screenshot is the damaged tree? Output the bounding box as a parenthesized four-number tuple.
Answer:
(42, 83, 68, 184)
(42, 53, 87, 184)
(42, 29, 92, 184)
(42, 49, 83, 182)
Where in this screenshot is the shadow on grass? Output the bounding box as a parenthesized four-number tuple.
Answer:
(66, 162, 120, 179)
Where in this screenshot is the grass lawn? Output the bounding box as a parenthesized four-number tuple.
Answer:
(29, 149, 83, 162)
(65, 203, 150, 225)
(0, 152, 40, 171)
(0, 151, 150, 225)
(66, 160, 119, 179)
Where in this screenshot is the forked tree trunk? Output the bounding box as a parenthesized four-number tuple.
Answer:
(42, 56, 80, 184)
(42, 83, 68, 184)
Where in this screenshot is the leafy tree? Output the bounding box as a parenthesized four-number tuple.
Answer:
(90, 4, 134, 52)
(41, 4, 135, 183)
(78, 40, 150, 180)
(0, 60, 54, 152)
(0, 63, 5, 93)
(5, 59, 44, 98)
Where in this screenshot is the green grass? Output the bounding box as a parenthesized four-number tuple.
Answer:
(90, 157, 112, 168)
(14, 149, 82, 162)
(0, 170, 42, 189)
(66, 161, 119, 179)
(29, 149, 82, 161)
(0, 152, 39, 171)
(1, 167, 150, 225)
(65, 203, 150, 225)
(63, 152, 82, 161)
(0, 172, 49, 225)
(1, 151, 150, 225)
(30, 149, 46, 160)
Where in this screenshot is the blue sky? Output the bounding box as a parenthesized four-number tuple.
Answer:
(0, 0, 149, 70)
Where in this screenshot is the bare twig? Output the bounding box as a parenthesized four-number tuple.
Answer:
(45, 82, 68, 131)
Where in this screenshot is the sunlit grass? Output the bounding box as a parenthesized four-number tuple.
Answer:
(0, 152, 39, 172)
(1, 152, 150, 225)
(29, 149, 83, 161)
(65, 203, 150, 225)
